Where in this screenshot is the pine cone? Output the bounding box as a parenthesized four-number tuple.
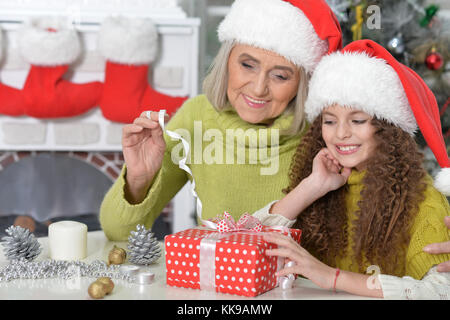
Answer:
(1, 225, 42, 261)
(127, 225, 161, 265)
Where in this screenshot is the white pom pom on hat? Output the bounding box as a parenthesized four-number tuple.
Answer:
(435, 168, 450, 196)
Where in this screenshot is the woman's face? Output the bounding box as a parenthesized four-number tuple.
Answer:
(321, 105, 378, 171)
(226, 44, 300, 125)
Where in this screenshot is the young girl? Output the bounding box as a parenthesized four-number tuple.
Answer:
(253, 40, 450, 299)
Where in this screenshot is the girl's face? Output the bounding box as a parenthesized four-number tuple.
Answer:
(227, 44, 300, 125)
(321, 105, 378, 171)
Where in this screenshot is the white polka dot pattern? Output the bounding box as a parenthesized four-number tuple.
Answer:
(164, 227, 302, 297)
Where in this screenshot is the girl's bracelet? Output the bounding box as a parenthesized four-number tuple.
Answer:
(333, 268, 340, 293)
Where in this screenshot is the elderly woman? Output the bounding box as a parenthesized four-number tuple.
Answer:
(99, 0, 342, 240)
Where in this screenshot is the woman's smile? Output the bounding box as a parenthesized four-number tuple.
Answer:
(242, 94, 270, 109)
(227, 44, 300, 124)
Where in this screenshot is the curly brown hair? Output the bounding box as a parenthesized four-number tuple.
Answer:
(284, 116, 427, 276)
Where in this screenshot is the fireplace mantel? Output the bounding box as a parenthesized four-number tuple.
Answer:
(0, 0, 186, 20)
(0, 5, 199, 152)
(0, 3, 199, 233)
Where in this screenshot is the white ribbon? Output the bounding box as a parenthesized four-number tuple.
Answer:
(198, 232, 229, 291)
(147, 110, 296, 291)
(147, 110, 204, 224)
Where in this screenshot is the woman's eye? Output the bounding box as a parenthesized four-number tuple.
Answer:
(275, 74, 288, 80)
(352, 120, 367, 124)
(270, 71, 289, 81)
(241, 62, 253, 69)
(323, 120, 335, 125)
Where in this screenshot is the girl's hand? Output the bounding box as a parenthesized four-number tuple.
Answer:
(269, 148, 351, 220)
(122, 111, 168, 202)
(309, 148, 351, 196)
(264, 232, 337, 290)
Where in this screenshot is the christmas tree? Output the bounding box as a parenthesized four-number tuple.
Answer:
(326, 0, 449, 176)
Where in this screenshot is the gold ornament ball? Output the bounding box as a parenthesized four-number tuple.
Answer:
(97, 277, 114, 295)
(88, 281, 107, 299)
(108, 245, 127, 265)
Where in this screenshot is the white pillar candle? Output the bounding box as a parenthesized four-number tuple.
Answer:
(48, 221, 88, 260)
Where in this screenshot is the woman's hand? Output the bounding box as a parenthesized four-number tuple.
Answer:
(122, 111, 168, 203)
(424, 216, 450, 272)
(308, 148, 351, 197)
(264, 232, 336, 290)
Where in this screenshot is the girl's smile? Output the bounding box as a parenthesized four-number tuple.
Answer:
(321, 105, 378, 171)
(335, 144, 361, 155)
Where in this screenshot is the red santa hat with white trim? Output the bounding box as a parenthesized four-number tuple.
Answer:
(217, 0, 342, 73)
(305, 39, 450, 196)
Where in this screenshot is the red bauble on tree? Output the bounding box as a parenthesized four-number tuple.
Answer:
(425, 48, 444, 70)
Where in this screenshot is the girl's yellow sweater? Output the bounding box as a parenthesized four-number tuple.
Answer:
(336, 170, 450, 280)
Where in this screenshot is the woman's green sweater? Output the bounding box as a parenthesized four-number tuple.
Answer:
(99, 95, 305, 240)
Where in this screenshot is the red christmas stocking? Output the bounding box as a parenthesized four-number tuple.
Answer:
(0, 28, 24, 115)
(18, 17, 102, 118)
(98, 16, 187, 123)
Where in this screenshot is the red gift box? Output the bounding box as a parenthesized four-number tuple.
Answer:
(164, 227, 301, 297)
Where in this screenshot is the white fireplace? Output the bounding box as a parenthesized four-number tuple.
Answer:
(0, 0, 199, 236)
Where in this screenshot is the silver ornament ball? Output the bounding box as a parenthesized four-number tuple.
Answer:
(387, 33, 405, 56)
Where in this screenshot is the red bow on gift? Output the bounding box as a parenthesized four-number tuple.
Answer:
(215, 212, 263, 233)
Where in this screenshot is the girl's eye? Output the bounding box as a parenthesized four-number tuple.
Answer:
(352, 120, 367, 124)
(323, 120, 335, 125)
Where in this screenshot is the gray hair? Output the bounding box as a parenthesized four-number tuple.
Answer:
(202, 40, 309, 136)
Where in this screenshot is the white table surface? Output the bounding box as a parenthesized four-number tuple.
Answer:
(0, 230, 377, 300)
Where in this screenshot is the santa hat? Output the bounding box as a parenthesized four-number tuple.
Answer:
(218, 0, 342, 73)
(305, 39, 450, 196)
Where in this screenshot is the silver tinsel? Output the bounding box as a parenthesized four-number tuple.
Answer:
(127, 225, 161, 265)
(0, 258, 135, 283)
(1, 225, 42, 261)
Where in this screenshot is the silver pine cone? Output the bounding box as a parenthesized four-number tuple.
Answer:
(1, 225, 42, 261)
(127, 224, 161, 265)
